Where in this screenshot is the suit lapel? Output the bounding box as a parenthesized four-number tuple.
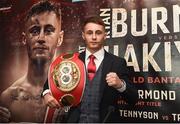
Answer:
(99, 51, 113, 100)
(78, 51, 85, 63)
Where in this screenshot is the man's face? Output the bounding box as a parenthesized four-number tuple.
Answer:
(25, 11, 63, 62)
(82, 22, 106, 53)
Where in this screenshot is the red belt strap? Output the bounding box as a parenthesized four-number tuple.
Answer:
(44, 52, 86, 123)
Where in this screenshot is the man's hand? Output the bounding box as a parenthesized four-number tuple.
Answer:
(106, 72, 124, 89)
(0, 106, 11, 122)
(43, 93, 60, 108)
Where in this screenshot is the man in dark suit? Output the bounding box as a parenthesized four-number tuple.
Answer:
(42, 16, 137, 122)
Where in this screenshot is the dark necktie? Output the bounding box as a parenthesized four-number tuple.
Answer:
(87, 55, 96, 81)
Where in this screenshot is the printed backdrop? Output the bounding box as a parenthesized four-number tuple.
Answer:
(0, 0, 180, 122)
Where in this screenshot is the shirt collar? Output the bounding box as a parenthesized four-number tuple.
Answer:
(85, 47, 105, 60)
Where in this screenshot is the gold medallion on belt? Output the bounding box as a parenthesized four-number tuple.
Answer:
(52, 60, 80, 92)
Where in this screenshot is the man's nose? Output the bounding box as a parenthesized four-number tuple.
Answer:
(92, 33, 97, 40)
(37, 30, 46, 43)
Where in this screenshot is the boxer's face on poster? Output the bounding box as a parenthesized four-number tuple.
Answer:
(25, 11, 63, 61)
(82, 22, 106, 53)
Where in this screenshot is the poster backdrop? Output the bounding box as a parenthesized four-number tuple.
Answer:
(0, 0, 180, 122)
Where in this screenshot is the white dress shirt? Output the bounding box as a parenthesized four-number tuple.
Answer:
(85, 47, 104, 71)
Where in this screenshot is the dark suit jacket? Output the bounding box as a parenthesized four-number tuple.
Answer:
(43, 50, 138, 122)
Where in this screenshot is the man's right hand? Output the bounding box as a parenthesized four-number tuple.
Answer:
(43, 93, 60, 108)
(0, 106, 11, 122)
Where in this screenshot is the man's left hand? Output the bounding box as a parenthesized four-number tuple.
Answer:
(106, 72, 123, 89)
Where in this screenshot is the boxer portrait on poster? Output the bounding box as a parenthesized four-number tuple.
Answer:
(0, 1, 63, 122)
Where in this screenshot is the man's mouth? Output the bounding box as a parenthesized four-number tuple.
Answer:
(33, 46, 49, 50)
(90, 42, 98, 44)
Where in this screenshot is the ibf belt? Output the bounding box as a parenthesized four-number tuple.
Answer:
(44, 52, 86, 123)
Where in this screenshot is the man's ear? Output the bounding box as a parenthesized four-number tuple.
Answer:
(22, 32, 26, 45)
(103, 32, 107, 40)
(57, 30, 64, 47)
(82, 32, 85, 40)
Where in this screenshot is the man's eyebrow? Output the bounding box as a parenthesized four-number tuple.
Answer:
(45, 24, 55, 28)
(86, 30, 93, 32)
(96, 30, 103, 32)
(86, 30, 103, 32)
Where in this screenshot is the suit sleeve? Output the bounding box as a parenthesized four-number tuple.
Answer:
(117, 58, 138, 105)
(43, 79, 49, 90)
(41, 79, 50, 97)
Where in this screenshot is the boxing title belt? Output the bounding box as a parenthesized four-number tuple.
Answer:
(44, 52, 86, 123)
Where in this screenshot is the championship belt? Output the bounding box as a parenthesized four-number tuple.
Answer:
(44, 52, 86, 123)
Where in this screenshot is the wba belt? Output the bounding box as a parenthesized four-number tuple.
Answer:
(44, 52, 86, 123)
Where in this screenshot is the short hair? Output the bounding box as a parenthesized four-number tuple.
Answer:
(82, 16, 105, 31)
(25, 0, 61, 22)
